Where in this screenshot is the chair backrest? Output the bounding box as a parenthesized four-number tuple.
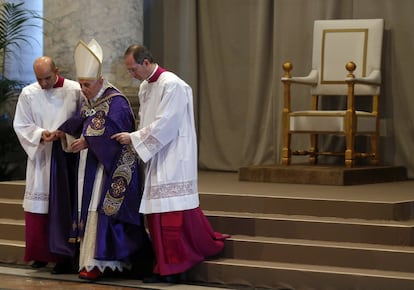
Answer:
(310, 19, 384, 96)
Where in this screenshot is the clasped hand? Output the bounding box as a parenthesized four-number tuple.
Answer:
(41, 130, 60, 142)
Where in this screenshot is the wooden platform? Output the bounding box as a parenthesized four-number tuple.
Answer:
(239, 164, 408, 185)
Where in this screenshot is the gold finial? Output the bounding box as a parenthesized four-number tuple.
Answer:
(346, 61, 356, 76)
(283, 62, 292, 78)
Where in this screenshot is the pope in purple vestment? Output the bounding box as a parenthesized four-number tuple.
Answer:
(51, 39, 153, 281)
(56, 83, 153, 278)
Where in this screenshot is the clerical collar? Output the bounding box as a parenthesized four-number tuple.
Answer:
(53, 76, 64, 88)
(91, 80, 106, 102)
(147, 64, 166, 83)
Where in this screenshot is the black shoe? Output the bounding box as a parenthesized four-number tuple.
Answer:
(163, 274, 180, 283)
(143, 273, 180, 284)
(51, 262, 77, 274)
(31, 261, 48, 269)
(143, 274, 162, 283)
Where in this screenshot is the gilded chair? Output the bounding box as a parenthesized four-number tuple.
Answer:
(281, 19, 384, 168)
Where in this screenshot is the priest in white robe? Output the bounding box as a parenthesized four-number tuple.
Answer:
(112, 44, 229, 283)
(13, 56, 82, 273)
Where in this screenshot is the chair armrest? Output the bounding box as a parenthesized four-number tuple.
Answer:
(281, 69, 318, 85)
(347, 69, 381, 86)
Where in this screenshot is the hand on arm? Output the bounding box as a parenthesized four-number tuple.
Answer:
(54, 130, 65, 139)
(111, 132, 132, 145)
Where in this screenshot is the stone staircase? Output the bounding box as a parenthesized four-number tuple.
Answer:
(0, 181, 25, 264)
(2, 176, 414, 290)
(186, 184, 414, 290)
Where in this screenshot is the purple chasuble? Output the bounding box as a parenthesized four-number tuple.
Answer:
(48, 76, 77, 257)
(56, 87, 151, 262)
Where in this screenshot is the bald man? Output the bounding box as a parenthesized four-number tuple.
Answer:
(13, 56, 82, 274)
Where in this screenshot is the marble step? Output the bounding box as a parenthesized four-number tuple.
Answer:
(206, 210, 414, 246)
(200, 191, 414, 221)
(222, 235, 414, 273)
(0, 181, 25, 199)
(3, 181, 413, 221)
(0, 198, 23, 220)
(186, 258, 414, 290)
(0, 219, 24, 241)
(0, 239, 25, 264)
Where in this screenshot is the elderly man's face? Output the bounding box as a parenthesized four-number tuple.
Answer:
(78, 78, 103, 100)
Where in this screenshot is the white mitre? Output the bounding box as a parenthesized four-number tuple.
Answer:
(74, 39, 103, 80)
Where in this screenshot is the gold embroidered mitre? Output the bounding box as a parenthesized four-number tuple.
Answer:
(74, 38, 103, 80)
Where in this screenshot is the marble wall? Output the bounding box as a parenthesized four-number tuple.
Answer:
(43, 0, 144, 98)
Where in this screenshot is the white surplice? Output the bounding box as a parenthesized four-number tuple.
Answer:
(130, 70, 199, 214)
(13, 80, 81, 213)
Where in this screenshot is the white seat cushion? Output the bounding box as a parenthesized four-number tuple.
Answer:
(289, 110, 376, 133)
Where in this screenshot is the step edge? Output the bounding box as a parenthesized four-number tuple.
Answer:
(205, 210, 414, 226)
(202, 258, 414, 280)
(0, 218, 25, 225)
(200, 191, 414, 205)
(228, 235, 414, 252)
(0, 239, 25, 247)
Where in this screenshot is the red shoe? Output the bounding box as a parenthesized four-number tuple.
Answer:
(78, 267, 103, 281)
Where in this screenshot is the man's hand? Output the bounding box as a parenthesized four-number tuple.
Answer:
(111, 132, 132, 145)
(70, 137, 88, 152)
(54, 130, 65, 139)
(41, 130, 57, 142)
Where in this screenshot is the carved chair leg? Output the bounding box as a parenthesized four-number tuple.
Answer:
(345, 136, 355, 168)
(370, 134, 379, 166)
(309, 133, 318, 165)
(282, 133, 291, 165)
(345, 130, 355, 168)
